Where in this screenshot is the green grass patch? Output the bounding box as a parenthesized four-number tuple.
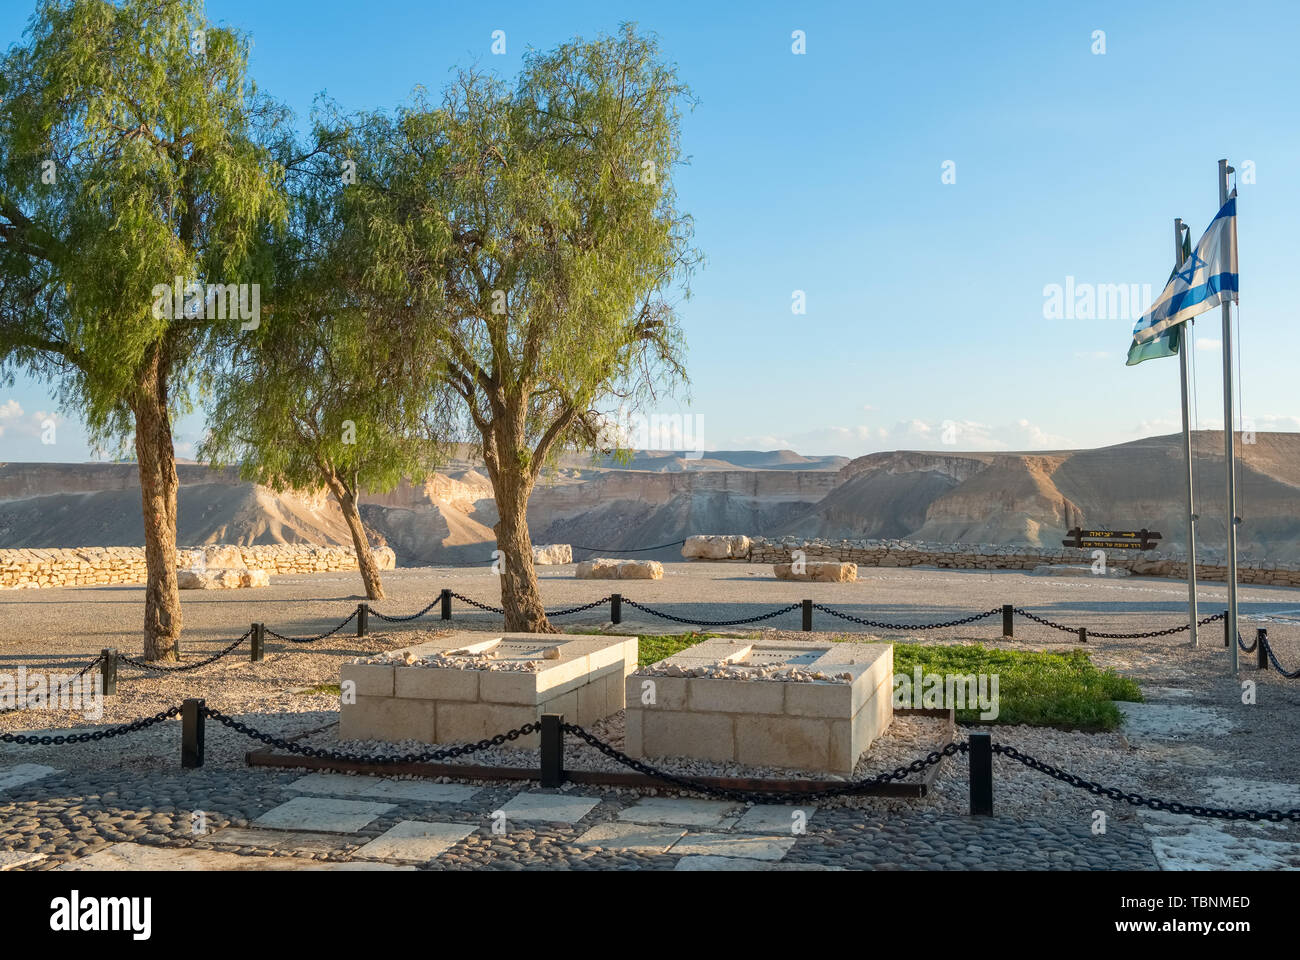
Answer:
(295, 683, 341, 697)
(887, 642, 1142, 731)
(636, 632, 715, 667)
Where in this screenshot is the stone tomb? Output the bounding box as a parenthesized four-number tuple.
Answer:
(340, 632, 638, 748)
(625, 638, 892, 775)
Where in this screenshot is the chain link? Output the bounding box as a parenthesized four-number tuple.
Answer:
(1014, 608, 1226, 639)
(265, 608, 358, 643)
(0, 705, 181, 745)
(200, 706, 538, 763)
(368, 600, 441, 623)
(118, 630, 252, 672)
(622, 598, 802, 628)
(992, 743, 1300, 822)
(448, 592, 507, 615)
(563, 722, 964, 802)
(812, 604, 1001, 631)
(546, 596, 614, 617)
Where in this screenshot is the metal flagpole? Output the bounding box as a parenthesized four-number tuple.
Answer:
(1175, 218, 1199, 647)
(1218, 158, 1240, 673)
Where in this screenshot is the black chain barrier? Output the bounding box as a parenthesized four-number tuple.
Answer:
(368, 599, 442, 623)
(570, 539, 687, 554)
(119, 629, 253, 672)
(812, 604, 1002, 631)
(622, 598, 802, 628)
(201, 706, 538, 763)
(1014, 607, 1227, 639)
(0, 705, 181, 744)
(546, 596, 615, 617)
(264, 608, 358, 644)
(449, 591, 506, 615)
(992, 742, 1300, 822)
(563, 722, 963, 802)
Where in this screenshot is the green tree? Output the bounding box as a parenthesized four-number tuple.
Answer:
(342, 25, 698, 631)
(0, 0, 286, 659)
(201, 127, 444, 600)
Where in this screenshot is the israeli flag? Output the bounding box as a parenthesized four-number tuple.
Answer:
(1131, 192, 1238, 344)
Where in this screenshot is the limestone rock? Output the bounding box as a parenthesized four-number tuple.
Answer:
(199, 544, 247, 570)
(575, 559, 622, 579)
(532, 544, 573, 565)
(575, 558, 663, 580)
(617, 560, 663, 580)
(682, 535, 751, 560)
(773, 561, 857, 582)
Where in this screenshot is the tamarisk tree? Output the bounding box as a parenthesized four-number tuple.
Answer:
(342, 26, 698, 631)
(0, 0, 286, 659)
(201, 131, 443, 600)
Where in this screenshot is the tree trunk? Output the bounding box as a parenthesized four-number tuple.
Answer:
(132, 346, 182, 662)
(490, 461, 553, 633)
(327, 478, 385, 601)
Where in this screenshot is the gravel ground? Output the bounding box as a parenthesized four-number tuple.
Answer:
(3, 562, 1299, 869)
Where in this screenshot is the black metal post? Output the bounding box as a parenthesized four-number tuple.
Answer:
(440, 588, 452, 621)
(250, 623, 264, 662)
(1002, 604, 1014, 638)
(540, 714, 564, 787)
(181, 698, 205, 769)
(969, 732, 992, 816)
(1078, 627, 1088, 644)
(802, 599, 813, 632)
(611, 593, 622, 625)
(1257, 628, 1268, 670)
(356, 603, 369, 637)
(100, 648, 117, 697)
(1224, 609, 1230, 647)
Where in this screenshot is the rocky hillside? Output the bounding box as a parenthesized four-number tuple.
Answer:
(3, 433, 1298, 563)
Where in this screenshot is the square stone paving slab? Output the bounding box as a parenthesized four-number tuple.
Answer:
(354, 820, 478, 862)
(202, 828, 354, 855)
(285, 772, 481, 804)
(253, 796, 395, 833)
(0, 763, 60, 791)
(499, 791, 600, 824)
(573, 822, 686, 854)
(668, 832, 797, 861)
(56, 843, 413, 871)
(616, 797, 741, 828)
(732, 804, 818, 835)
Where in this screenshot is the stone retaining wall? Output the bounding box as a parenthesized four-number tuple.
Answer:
(746, 537, 1300, 588)
(0, 544, 379, 590)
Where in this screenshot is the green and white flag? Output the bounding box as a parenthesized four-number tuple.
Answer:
(1125, 229, 1193, 366)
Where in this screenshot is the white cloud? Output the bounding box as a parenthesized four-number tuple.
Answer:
(0, 399, 23, 437)
(1196, 338, 1222, 351)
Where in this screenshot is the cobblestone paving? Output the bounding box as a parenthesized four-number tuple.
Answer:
(0, 764, 1158, 870)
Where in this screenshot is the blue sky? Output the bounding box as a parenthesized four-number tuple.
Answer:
(2, 0, 1297, 461)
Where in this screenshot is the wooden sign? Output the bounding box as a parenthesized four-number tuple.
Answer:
(1062, 527, 1161, 550)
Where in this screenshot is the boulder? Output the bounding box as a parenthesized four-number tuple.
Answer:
(682, 535, 751, 560)
(773, 561, 857, 583)
(617, 560, 663, 580)
(178, 567, 270, 590)
(532, 544, 573, 565)
(575, 559, 622, 579)
(374, 546, 397, 571)
(575, 558, 663, 580)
